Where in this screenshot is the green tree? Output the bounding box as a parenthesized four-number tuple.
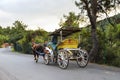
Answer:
(103, 24, 120, 67)
(8, 21, 27, 51)
(60, 12, 80, 27)
(0, 34, 9, 47)
(13, 21, 27, 31)
(75, 0, 120, 61)
(0, 26, 9, 47)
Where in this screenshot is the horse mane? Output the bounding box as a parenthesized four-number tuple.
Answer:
(32, 43, 44, 53)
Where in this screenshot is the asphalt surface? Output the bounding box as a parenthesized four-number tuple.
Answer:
(0, 48, 120, 80)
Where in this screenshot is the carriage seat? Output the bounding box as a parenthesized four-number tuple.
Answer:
(57, 38, 78, 49)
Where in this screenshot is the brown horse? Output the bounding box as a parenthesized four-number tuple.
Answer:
(32, 43, 44, 62)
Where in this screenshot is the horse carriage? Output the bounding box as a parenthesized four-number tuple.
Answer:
(42, 27, 89, 69)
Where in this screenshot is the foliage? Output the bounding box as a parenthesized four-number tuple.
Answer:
(0, 20, 49, 54)
(103, 24, 120, 67)
(78, 23, 120, 67)
(0, 34, 9, 47)
(78, 28, 92, 52)
(59, 12, 80, 27)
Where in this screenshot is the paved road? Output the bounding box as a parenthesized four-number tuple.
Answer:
(0, 48, 120, 80)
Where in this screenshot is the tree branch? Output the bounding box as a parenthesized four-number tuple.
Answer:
(98, 5, 116, 27)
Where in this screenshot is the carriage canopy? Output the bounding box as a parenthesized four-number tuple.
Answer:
(49, 27, 81, 37)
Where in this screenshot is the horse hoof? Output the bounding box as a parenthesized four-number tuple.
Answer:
(36, 59, 38, 63)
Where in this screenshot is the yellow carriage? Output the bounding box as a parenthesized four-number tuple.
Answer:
(44, 27, 89, 69)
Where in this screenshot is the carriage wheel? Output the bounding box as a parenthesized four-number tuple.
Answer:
(44, 54, 50, 65)
(57, 50, 69, 69)
(76, 50, 89, 68)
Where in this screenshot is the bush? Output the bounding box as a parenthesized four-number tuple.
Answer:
(111, 58, 120, 67)
(22, 41, 32, 54)
(13, 43, 22, 52)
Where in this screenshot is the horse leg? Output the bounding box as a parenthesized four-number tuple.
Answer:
(35, 54, 39, 63)
(33, 51, 37, 60)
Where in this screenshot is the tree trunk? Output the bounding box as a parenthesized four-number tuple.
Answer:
(84, 0, 98, 62)
(89, 27, 99, 62)
(82, 0, 99, 61)
(88, 14, 99, 62)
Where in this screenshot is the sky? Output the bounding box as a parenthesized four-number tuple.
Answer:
(0, 0, 120, 32)
(0, 0, 80, 31)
